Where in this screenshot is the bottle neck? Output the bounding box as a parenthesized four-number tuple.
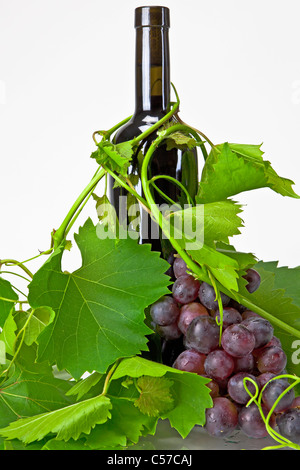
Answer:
(134, 25, 170, 114)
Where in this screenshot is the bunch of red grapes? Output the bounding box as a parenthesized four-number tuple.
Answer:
(150, 254, 300, 443)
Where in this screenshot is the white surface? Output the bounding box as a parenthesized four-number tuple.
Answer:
(0, 0, 300, 276)
(139, 419, 291, 450)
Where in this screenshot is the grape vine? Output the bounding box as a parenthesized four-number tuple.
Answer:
(0, 84, 300, 450)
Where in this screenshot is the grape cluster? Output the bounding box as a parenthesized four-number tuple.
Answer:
(150, 255, 299, 443)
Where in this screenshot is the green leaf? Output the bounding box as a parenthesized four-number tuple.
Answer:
(13, 342, 53, 375)
(238, 262, 300, 376)
(86, 396, 157, 449)
(0, 308, 17, 356)
(0, 277, 18, 327)
(42, 438, 91, 450)
(225, 142, 265, 160)
(66, 372, 103, 400)
(260, 262, 300, 308)
(134, 376, 174, 417)
(91, 141, 134, 177)
(4, 438, 49, 450)
(197, 142, 300, 203)
(0, 394, 112, 444)
(112, 356, 212, 438)
(216, 242, 257, 272)
(167, 201, 245, 292)
(14, 306, 55, 347)
(170, 200, 244, 247)
(190, 243, 240, 292)
(163, 130, 197, 151)
(28, 218, 170, 379)
(0, 368, 74, 428)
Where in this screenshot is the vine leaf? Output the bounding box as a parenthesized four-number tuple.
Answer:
(14, 306, 55, 347)
(160, 130, 198, 151)
(0, 277, 18, 327)
(260, 262, 300, 308)
(216, 242, 257, 273)
(112, 356, 213, 438)
(134, 376, 174, 417)
(0, 394, 112, 444)
(85, 396, 157, 449)
(0, 368, 73, 429)
(90, 141, 134, 177)
(28, 218, 171, 379)
(66, 372, 103, 401)
(0, 308, 17, 356)
(170, 199, 244, 247)
(197, 142, 300, 203)
(168, 200, 245, 292)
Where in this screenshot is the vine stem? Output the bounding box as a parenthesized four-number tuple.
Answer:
(101, 359, 121, 396)
(92, 115, 132, 145)
(0, 259, 33, 279)
(52, 167, 106, 250)
(149, 175, 193, 207)
(0, 271, 32, 284)
(140, 124, 211, 286)
(175, 113, 215, 149)
(207, 268, 224, 343)
(0, 308, 36, 382)
(236, 294, 300, 339)
(0, 296, 18, 303)
(102, 165, 151, 214)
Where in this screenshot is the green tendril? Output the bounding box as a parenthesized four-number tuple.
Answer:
(207, 269, 223, 343)
(149, 175, 194, 208)
(243, 376, 260, 407)
(243, 374, 300, 450)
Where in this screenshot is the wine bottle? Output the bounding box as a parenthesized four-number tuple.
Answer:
(108, 6, 198, 256)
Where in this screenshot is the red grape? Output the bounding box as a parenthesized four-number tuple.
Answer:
(173, 349, 206, 374)
(242, 316, 274, 349)
(277, 408, 300, 444)
(211, 307, 242, 329)
(221, 324, 256, 357)
(204, 350, 235, 381)
(172, 274, 200, 304)
(178, 302, 208, 335)
(186, 316, 220, 354)
(227, 372, 258, 404)
(239, 403, 276, 438)
(234, 353, 256, 373)
(150, 296, 180, 326)
(262, 377, 295, 413)
(205, 397, 238, 438)
(243, 268, 261, 293)
(198, 282, 230, 310)
(256, 346, 287, 374)
(156, 322, 182, 340)
(173, 256, 188, 278)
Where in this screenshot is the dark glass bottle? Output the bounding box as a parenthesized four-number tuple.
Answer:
(108, 6, 198, 256)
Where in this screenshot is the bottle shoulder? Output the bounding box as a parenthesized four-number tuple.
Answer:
(114, 110, 168, 143)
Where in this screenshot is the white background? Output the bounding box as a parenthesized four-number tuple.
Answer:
(0, 0, 300, 281)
